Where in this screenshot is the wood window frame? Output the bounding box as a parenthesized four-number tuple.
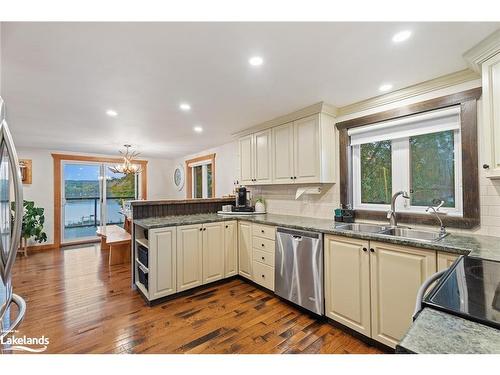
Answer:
(336, 87, 482, 229)
(185, 153, 216, 199)
(52, 153, 148, 247)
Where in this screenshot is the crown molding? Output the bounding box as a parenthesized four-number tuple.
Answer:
(232, 101, 338, 137)
(337, 69, 479, 117)
(463, 28, 500, 72)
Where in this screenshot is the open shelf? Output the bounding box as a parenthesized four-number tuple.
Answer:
(136, 237, 149, 248)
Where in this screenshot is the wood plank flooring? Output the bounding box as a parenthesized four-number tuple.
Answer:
(9, 244, 383, 354)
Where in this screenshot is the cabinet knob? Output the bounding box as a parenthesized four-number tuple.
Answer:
(261, 230, 265, 233)
(362, 247, 367, 252)
(483, 164, 490, 169)
(370, 248, 375, 253)
(199, 228, 203, 231)
(225, 225, 228, 228)
(261, 256, 265, 260)
(294, 176, 297, 179)
(261, 274, 265, 278)
(261, 243, 264, 247)
(290, 177, 293, 180)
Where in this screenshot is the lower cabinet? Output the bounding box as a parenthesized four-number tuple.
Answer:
(176, 224, 204, 292)
(148, 227, 177, 300)
(437, 251, 459, 271)
(324, 235, 437, 349)
(369, 241, 436, 348)
(324, 235, 371, 337)
(224, 221, 238, 277)
(202, 222, 225, 284)
(238, 221, 253, 279)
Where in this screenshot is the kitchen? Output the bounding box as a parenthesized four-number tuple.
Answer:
(0, 9, 499, 372)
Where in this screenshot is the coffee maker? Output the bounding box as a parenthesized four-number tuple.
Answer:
(234, 186, 254, 212)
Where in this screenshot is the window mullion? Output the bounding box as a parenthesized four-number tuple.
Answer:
(391, 138, 410, 212)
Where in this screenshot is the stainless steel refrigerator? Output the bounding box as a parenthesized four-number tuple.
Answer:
(0, 97, 25, 341)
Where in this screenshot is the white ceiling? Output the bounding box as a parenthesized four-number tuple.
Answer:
(1, 22, 498, 158)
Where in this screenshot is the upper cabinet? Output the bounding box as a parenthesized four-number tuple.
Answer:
(464, 29, 500, 178)
(482, 52, 500, 178)
(238, 104, 337, 185)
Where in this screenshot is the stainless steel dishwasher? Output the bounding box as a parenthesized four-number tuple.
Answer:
(275, 227, 324, 315)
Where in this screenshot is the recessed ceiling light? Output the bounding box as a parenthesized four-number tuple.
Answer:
(249, 56, 264, 66)
(392, 30, 412, 43)
(179, 103, 191, 111)
(106, 109, 118, 117)
(379, 83, 393, 92)
(193, 126, 203, 133)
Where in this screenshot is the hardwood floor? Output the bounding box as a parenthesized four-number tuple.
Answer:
(9, 245, 383, 354)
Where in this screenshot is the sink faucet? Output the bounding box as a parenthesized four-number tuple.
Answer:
(387, 191, 410, 227)
(426, 201, 446, 236)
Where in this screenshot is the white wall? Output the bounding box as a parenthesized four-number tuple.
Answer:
(18, 147, 174, 245)
(169, 141, 238, 199)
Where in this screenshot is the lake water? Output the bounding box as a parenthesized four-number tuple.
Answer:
(64, 199, 127, 240)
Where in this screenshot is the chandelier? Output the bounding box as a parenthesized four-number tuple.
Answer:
(109, 144, 142, 175)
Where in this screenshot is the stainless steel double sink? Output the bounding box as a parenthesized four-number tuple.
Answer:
(334, 223, 448, 242)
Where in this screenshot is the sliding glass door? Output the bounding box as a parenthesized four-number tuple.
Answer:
(62, 162, 137, 243)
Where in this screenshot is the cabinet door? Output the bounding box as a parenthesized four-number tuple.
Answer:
(324, 235, 371, 336)
(482, 52, 500, 176)
(254, 129, 273, 184)
(224, 221, 238, 277)
(239, 135, 254, 185)
(293, 115, 320, 183)
(272, 122, 294, 183)
(202, 222, 225, 284)
(176, 224, 203, 292)
(437, 252, 459, 272)
(149, 227, 177, 300)
(370, 241, 436, 348)
(238, 221, 253, 279)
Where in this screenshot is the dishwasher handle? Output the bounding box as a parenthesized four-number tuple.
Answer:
(413, 269, 447, 320)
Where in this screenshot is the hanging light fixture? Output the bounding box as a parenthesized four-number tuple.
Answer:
(109, 144, 142, 175)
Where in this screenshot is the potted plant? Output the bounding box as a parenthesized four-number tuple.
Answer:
(11, 200, 48, 256)
(254, 197, 266, 213)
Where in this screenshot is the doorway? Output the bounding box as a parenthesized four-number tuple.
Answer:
(61, 161, 138, 243)
(53, 154, 148, 247)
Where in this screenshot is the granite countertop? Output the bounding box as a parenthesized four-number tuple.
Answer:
(133, 212, 500, 353)
(396, 308, 500, 354)
(130, 197, 234, 206)
(134, 212, 500, 261)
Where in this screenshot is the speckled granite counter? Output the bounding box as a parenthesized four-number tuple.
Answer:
(133, 212, 500, 353)
(134, 213, 500, 261)
(396, 308, 500, 354)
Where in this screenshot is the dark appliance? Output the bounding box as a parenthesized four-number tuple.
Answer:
(423, 256, 500, 329)
(233, 186, 254, 212)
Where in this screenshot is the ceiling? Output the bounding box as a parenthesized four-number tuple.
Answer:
(1, 22, 498, 158)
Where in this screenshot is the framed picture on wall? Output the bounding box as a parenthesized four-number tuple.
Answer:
(173, 164, 185, 191)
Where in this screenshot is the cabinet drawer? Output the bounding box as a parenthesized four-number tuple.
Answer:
(253, 248, 275, 267)
(252, 261, 275, 291)
(252, 224, 276, 240)
(252, 236, 275, 253)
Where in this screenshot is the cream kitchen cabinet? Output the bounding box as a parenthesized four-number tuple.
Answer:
(324, 235, 371, 337)
(176, 224, 204, 292)
(238, 108, 336, 185)
(482, 52, 500, 178)
(369, 241, 436, 348)
(239, 135, 254, 185)
(238, 221, 253, 279)
(202, 222, 225, 284)
(148, 227, 177, 300)
(324, 236, 438, 348)
(224, 221, 238, 277)
(437, 252, 459, 272)
(238, 129, 272, 185)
